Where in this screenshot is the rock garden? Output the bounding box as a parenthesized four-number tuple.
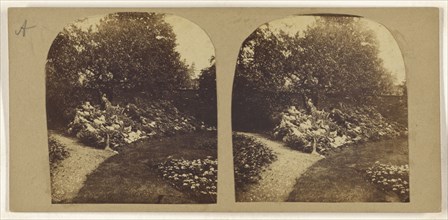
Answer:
(66, 100, 211, 151)
(273, 103, 407, 156)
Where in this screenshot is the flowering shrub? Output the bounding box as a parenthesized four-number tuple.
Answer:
(365, 162, 410, 202)
(67, 101, 207, 151)
(156, 157, 217, 203)
(273, 104, 407, 155)
(48, 137, 70, 169)
(233, 134, 277, 189)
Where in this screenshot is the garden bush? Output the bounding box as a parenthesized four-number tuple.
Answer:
(273, 104, 407, 155)
(156, 156, 217, 203)
(48, 137, 70, 169)
(233, 134, 277, 189)
(67, 100, 208, 151)
(365, 161, 410, 202)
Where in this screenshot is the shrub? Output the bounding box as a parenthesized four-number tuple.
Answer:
(273, 104, 407, 155)
(365, 162, 410, 202)
(67, 100, 208, 151)
(48, 137, 70, 169)
(233, 134, 277, 189)
(284, 134, 313, 153)
(76, 129, 106, 148)
(156, 157, 217, 203)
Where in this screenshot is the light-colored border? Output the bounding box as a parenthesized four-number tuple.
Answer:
(1, 1, 447, 219)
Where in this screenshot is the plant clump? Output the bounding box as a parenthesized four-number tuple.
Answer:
(48, 136, 70, 170)
(273, 104, 407, 155)
(67, 101, 207, 151)
(156, 156, 217, 203)
(365, 161, 410, 202)
(233, 134, 277, 189)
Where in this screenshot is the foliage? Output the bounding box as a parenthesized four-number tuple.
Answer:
(46, 12, 190, 124)
(156, 157, 217, 203)
(232, 16, 398, 130)
(233, 134, 277, 189)
(67, 100, 206, 151)
(232, 28, 291, 130)
(197, 58, 217, 126)
(273, 103, 407, 155)
(373, 82, 408, 126)
(365, 162, 410, 202)
(289, 17, 395, 101)
(48, 137, 70, 169)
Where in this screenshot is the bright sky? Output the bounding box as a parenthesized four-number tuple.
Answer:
(74, 13, 215, 78)
(164, 15, 215, 77)
(263, 15, 406, 85)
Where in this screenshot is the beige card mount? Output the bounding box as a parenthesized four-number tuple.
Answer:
(8, 7, 441, 212)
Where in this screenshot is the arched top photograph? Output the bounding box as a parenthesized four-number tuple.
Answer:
(232, 14, 409, 203)
(45, 12, 217, 204)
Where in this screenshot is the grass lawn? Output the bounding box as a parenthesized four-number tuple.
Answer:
(287, 137, 409, 202)
(72, 131, 217, 204)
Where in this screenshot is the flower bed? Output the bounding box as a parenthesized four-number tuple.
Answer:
(273, 104, 407, 155)
(156, 157, 217, 203)
(233, 134, 277, 189)
(365, 162, 410, 202)
(48, 137, 70, 170)
(67, 100, 207, 151)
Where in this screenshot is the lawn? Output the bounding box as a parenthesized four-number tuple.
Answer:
(72, 131, 217, 204)
(287, 137, 409, 202)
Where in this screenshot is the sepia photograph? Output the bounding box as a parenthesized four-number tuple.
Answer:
(232, 15, 409, 203)
(5, 6, 443, 214)
(45, 12, 217, 204)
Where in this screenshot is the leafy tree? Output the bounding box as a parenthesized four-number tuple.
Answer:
(186, 62, 197, 89)
(289, 16, 395, 106)
(197, 57, 217, 126)
(46, 12, 190, 123)
(232, 16, 397, 130)
(232, 27, 292, 130)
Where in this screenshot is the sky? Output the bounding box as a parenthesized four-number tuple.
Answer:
(74, 13, 215, 78)
(263, 15, 406, 85)
(164, 15, 215, 78)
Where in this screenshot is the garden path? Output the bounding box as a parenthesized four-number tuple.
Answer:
(49, 130, 116, 203)
(236, 132, 322, 202)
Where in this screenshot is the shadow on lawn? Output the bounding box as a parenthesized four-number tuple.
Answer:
(287, 137, 409, 202)
(72, 131, 217, 204)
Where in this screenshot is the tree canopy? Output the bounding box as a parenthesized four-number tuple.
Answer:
(232, 16, 399, 130)
(47, 12, 190, 122)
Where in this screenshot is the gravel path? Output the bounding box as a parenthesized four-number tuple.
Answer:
(236, 132, 322, 202)
(49, 131, 116, 203)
